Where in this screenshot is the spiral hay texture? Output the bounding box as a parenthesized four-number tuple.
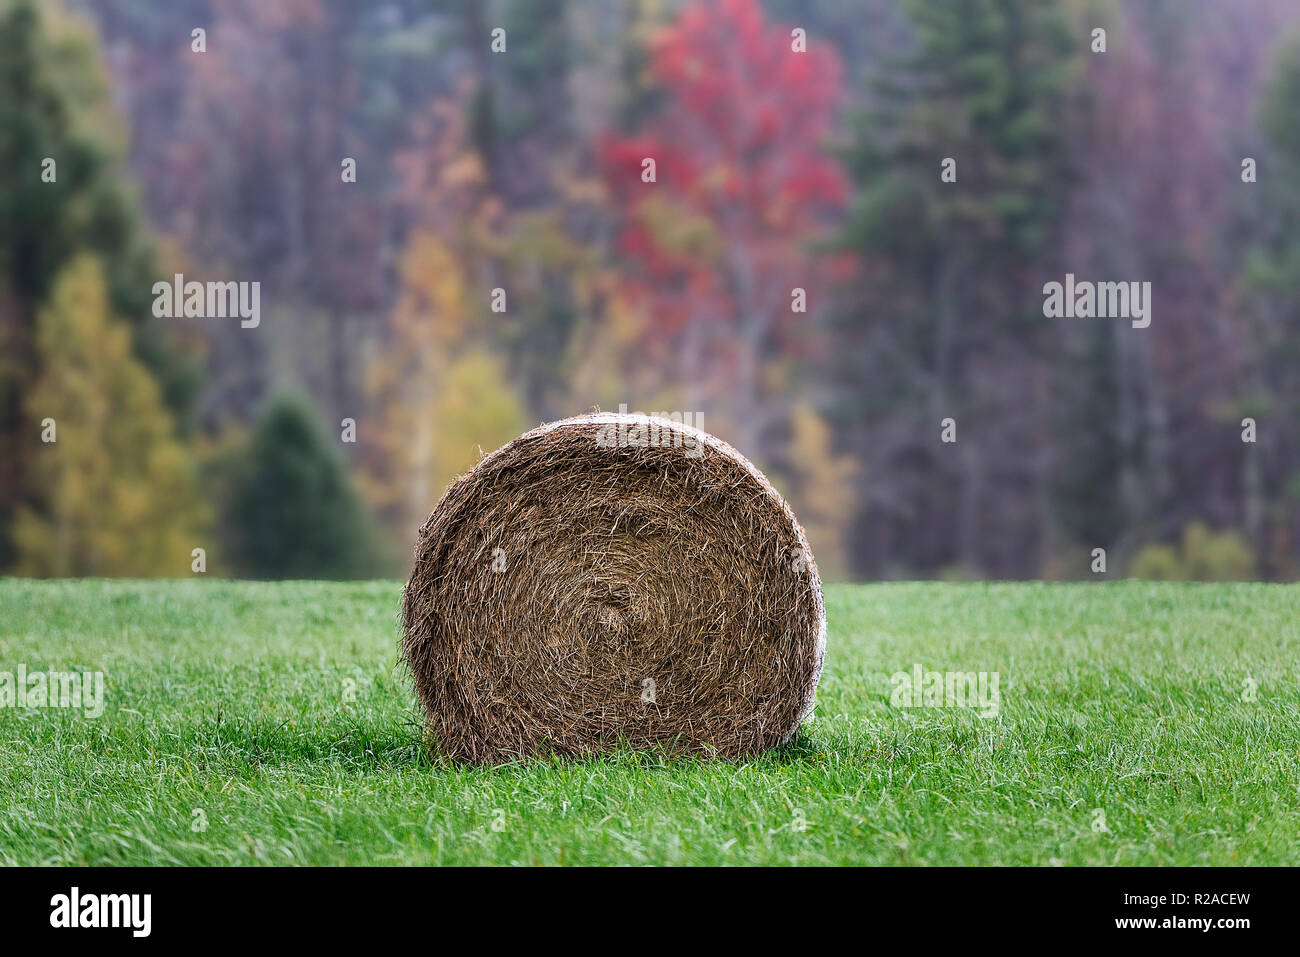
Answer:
(401, 413, 826, 764)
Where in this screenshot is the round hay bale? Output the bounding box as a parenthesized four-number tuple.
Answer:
(401, 412, 826, 764)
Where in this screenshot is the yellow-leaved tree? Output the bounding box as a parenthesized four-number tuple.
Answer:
(14, 256, 209, 576)
(363, 93, 529, 548)
(362, 231, 527, 545)
(784, 404, 858, 583)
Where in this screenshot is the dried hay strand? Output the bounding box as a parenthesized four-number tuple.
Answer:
(401, 412, 826, 764)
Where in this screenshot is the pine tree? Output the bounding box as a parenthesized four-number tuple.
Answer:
(13, 257, 208, 576)
(220, 394, 385, 580)
(0, 0, 198, 568)
(834, 0, 1077, 576)
(1055, 323, 1124, 549)
(1240, 34, 1300, 577)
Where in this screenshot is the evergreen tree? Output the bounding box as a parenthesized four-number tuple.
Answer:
(1240, 34, 1300, 576)
(221, 394, 386, 580)
(1055, 323, 1124, 548)
(0, 0, 198, 568)
(834, 0, 1078, 576)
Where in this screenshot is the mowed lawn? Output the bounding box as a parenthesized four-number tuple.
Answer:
(0, 579, 1297, 865)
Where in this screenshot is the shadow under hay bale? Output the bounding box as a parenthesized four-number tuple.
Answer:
(402, 413, 826, 764)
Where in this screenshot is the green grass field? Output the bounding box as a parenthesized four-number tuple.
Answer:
(1, 579, 1297, 865)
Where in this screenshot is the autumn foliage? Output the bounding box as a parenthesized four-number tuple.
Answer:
(600, 0, 847, 340)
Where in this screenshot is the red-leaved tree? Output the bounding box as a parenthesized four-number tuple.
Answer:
(600, 0, 848, 456)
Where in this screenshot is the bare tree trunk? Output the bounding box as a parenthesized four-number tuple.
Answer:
(932, 253, 963, 568)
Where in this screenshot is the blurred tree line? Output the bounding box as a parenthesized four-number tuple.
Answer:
(1, 0, 1298, 580)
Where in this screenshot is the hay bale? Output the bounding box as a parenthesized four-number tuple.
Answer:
(401, 412, 826, 764)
